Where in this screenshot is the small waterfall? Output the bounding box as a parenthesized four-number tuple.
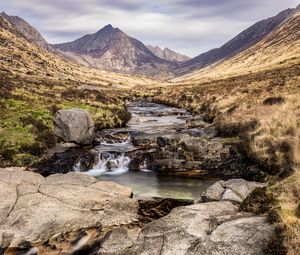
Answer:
(73, 161, 81, 173)
(86, 151, 131, 177)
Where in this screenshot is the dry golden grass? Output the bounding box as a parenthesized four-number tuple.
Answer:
(272, 170, 300, 254)
(250, 96, 300, 175)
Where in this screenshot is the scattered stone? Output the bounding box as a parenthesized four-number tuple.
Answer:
(200, 179, 266, 203)
(201, 180, 225, 201)
(222, 188, 243, 203)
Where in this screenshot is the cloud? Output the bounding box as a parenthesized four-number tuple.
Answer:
(0, 0, 298, 56)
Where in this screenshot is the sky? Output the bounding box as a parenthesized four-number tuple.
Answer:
(0, 0, 299, 57)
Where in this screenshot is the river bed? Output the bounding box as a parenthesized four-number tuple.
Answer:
(80, 101, 217, 200)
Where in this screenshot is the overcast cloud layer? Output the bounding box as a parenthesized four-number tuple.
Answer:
(0, 0, 298, 56)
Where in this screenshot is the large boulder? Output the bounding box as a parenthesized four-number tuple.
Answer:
(119, 201, 274, 255)
(54, 108, 95, 145)
(0, 168, 138, 253)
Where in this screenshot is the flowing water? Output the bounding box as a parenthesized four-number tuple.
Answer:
(79, 101, 217, 200)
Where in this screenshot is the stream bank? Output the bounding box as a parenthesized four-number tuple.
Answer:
(0, 101, 276, 254)
(38, 101, 261, 200)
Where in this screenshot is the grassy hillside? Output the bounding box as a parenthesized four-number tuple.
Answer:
(0, 23, 157, 167)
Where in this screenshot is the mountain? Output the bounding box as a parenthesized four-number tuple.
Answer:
(0, 16, 156, 89)
(0, 12, 50, 50)
(0, 15, 25, 37)
(174, 7, 295, 75)
(52, 25, 175, 78)
(147, 45, 190, 62)
(172, 6, 300, 83)
(0, 7, 297, 80)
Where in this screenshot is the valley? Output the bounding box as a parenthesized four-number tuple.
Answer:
(0, 3, 299, 255)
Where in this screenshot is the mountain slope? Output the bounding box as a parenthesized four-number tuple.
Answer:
(0, 12, 50, 50)
(172, 6, 300, 83)
(52, 25, 175, 78)
(0, 16, 157, 90)
(174, 8, 295, 75)
(147, 45, 190, 62)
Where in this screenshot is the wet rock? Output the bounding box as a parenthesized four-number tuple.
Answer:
(185, 114, 208, 128)
(157, 137, 170, 148)
(178, 128, 207, 138)
(37, 147, 98, 176)
(138, 198, 193, 224)
(200, 179, 266, 203)
(43, 142, 78, 160)
(149, 135, 234, 177)
(0, 168, 138, 253)
(54, 108, 95, 145)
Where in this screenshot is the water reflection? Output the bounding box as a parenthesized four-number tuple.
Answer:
(96, 171, 216, 200)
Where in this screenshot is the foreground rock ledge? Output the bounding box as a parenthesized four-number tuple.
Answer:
(0, 168, 138, 251)
(119, 201, 274, 255)
(0, 169, 274, 255)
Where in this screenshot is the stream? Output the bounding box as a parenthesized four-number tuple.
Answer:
(75, 101, 217, 200)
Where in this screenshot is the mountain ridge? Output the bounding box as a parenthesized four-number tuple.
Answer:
(172, 6, 300, 82)
(147, 45, 190, 62)
(174, 7, 296, 75)
(0, 12, 51, 51)
(52, 24, 176, 78)
(0, 6, 298, 80)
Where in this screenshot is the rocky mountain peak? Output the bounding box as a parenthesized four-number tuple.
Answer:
(52, 25, 174, 78)
(102, 24, 114, 30)
(147, 45, 190, 62)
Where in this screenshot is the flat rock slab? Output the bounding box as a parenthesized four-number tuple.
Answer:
(0, 168, 138, 250)
(117, 201, 274, 255)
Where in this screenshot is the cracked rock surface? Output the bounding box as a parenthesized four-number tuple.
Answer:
(0, 169, 274, 255)
(0, 168, 138, 250)
(117, 201, 274, 255)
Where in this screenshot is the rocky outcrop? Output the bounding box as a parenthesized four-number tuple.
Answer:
(200, 179, 266, 203)
(54, 108, 95, 145)
(146, 133, 257, 178)
(0, 168, 274, 254)
(0, 168, 137, 253)
(101, 201, 274, 255)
